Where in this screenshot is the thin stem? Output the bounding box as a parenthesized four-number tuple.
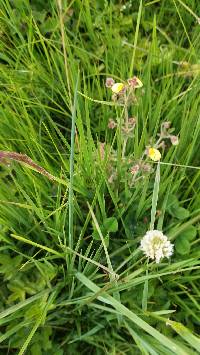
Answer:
(122, 91, 131, 158)
(142, 259, 149, 312)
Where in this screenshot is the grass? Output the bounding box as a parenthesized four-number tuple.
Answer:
(0, 0, 200, 354)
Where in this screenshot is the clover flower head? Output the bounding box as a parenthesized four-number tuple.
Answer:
(111, 82, 125, 93)
(140, 230, 174, 263)
(147, 147, 161, 161)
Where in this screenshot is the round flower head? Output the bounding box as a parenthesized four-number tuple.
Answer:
(140, 230, 174, 263)
(111, 82, 125, 93)
(106, 77, 115, 88)
(148, 147, 161, 161)
(170, 135, 179, 146)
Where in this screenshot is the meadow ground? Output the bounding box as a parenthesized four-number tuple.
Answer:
(0, 0, 200, 354)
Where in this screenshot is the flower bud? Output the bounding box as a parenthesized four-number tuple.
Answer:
(170, 135, 179, 146)
(162, 121, 171, 129)
(128, 117, 136, 126)
(108, 119, 117, 129)
(130, 164, 140, 174)
(105, 77, 115, 88)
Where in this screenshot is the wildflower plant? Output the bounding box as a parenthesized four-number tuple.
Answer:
(106, 75, 143, 106)
(105, 76, 144, 185)
(105, 75, 179, 188)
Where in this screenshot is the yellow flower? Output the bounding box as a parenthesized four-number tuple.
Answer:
(127, 76, 143, 88)
(111, 82, 125, 93)
(134, 77, 143, 88)
(148, 148, 161, 161)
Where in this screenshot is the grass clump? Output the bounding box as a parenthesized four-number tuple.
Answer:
(0, 0, 200, 354)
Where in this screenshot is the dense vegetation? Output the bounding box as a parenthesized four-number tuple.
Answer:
(0, 0, 200, 354)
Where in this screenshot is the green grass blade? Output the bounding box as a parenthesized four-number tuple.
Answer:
(69, 72, 79, 250)
(76, 272, 190, 355)
(129, 0, 143, 76)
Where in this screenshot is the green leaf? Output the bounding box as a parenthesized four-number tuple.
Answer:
(175, 225, 197, 255)
(175, 237, 190, 255)
(40, 17, 57, 34)
(92, 229, 101, 240)
(170, 207, 189, 220)
(166, 195, 179, 209)
(103, 217, 118, 233)
(167, 320, 200, 352)
(92, 217, 118, 240)
(0, 255, 23, 280)
(166, 195, 190, 220)
(31, 343, 42, 355)
(76, 272, 189, 355)
(180, 226, 197, 241)
(7, 281, 26, 303)
(0, 290, 49, 320)
(42, 326, 52, 350)
(32, 10, 47, 23)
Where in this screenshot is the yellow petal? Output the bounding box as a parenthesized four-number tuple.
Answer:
(134, 77, 143, 88)
(128, 77, 143, 88)
(148, 148, 161, 161)
(111, 83, 124, 93)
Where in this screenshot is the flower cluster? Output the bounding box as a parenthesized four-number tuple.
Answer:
(130, 161, 151, 175)
(144, 121, 179, 163)
(105, 76, 143, 104)
(158, 121, 179, 147)
(104, 75, 179, 192)
(140, 230, 174, 263)
(106, 76, 143, 92)
(108, 116, 136, 135)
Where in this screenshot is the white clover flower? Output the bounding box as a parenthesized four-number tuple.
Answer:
(140, 230, 174, 263)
